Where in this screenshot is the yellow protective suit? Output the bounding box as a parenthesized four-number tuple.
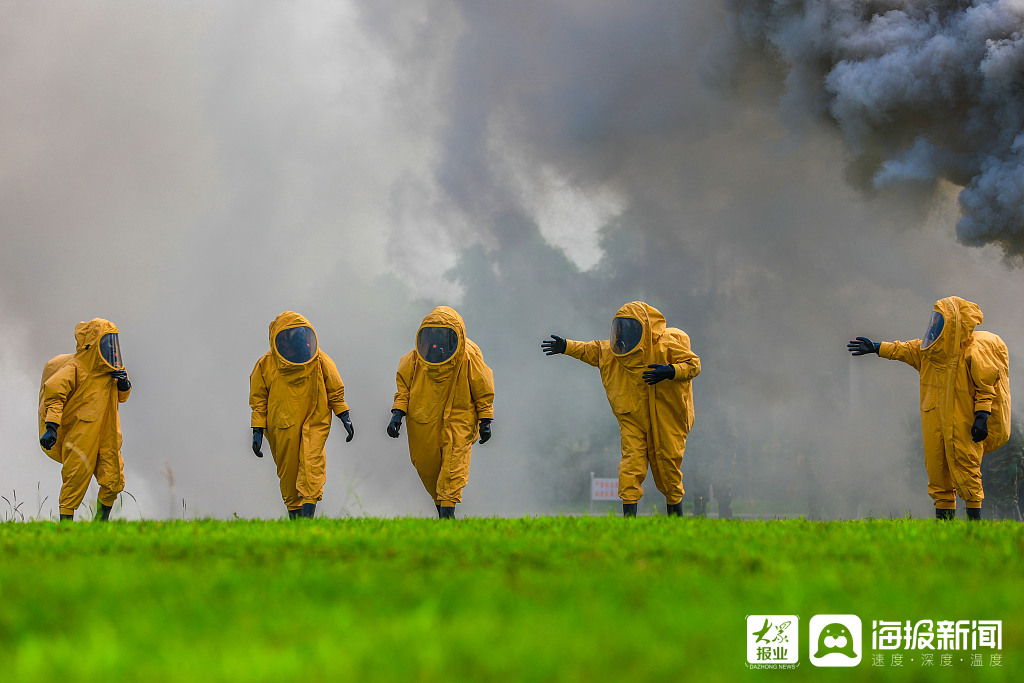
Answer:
(565, 302, 701, 505)
(880, 296, 1011, 510)
(39, 319, 131, 516)
(392, 307, 494, 506)
(250, 312, 349, 511)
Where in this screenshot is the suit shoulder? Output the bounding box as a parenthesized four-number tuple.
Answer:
(664, 327, 689, 340)
(661, 328, 693, 350)
(397, 350, 418, 369)
(42, 354, 76, 381)
(968, 331, 1009, 361)
(971, 330, 1005, 347)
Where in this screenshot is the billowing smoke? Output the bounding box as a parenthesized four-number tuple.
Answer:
(723, 0, 1024, 256)
(2, 1, 1023, 521)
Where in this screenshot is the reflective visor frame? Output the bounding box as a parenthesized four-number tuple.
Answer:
(417, 325, 459, 364)
(611, 316, 644, 355)
(274, 326, 318, 365)
(99, 333, 123, 369)
(921, 311, 944, 350)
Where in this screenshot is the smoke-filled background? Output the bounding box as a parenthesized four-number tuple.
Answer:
(2, 0, 1023, 520)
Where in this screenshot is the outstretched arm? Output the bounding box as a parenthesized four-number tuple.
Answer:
(564, 339, 603, 367)
(849, 336, 923, 370)
(878, 339, 923, 371)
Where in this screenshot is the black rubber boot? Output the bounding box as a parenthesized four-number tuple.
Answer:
(59, 514, 74, 522)
(966, 507, 982, 521)
(288, 509, 301, 520)
(666, 502, 683, 517)
(622, 503, 638, 518)
(301, 503, 316, 518)
(935, 508, 955, 520)
(435, 504, 442, 517)
(96, 503, 112, 521)
(439, 506, 456, 519)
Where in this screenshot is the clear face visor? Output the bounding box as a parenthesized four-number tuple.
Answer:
(921, 311, 944, 350)
(417, 326, 459, 364)
(99, 333, 123, 369)
(274, 326, 318, 364)
(611, 317, 643, 355)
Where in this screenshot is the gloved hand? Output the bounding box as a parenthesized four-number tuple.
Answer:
(387, 409, 405, 438)
(847, 336, 880, 356)
(252, 427, 264, 458)
(541, 334, 567, 356)
(478, 418, 492, 444)
(110, 369, 131, 391)
(40, 422, 59, 450)
(337, 410, 354, 442)
(971, 411, 990, 443)
(642, 364, 675, 385)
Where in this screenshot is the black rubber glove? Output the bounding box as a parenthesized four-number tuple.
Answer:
(541, 334, 567, 356)
(387, 409, 405, 438)
(252, 427, 264, 458)
(337, 411, 354, 442)
(478, 418, 492, 444)
(642, 364, 675, 385)
(847, 337, 880, 356)
(40, 422, 59, 450)
(110, 369, 131, 391)
(971, 411, 990, 443)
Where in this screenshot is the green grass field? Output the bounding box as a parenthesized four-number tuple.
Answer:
(1, 517, 1021, 681)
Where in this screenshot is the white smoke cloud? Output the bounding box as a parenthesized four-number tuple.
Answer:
(3, 1, 1024, 520)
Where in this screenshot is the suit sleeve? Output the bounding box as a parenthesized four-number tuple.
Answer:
(564, 339, 603, 367)
(392, 352, 414, 413)
(878, 339, 923, 371)
(42, 363, 78, 425)
(118, 372, 132, 404)
(320, 353, 349, 415)
(468, 349, 495, 420)
(249, 359, 269, 429)
(968, 344, 1001, 414)
(666, 336, 701, 381)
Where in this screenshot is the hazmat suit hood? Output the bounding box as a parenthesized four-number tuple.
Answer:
(924, 297, 983, 366)
(269, 311, 320, 372)
(416, 306, 467, 377)
(612, 301, 665, 371)
(74, 318, 121, 372)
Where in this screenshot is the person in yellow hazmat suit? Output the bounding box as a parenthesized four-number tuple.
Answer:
(542, 301, 701, 517)
(848, 296, 1011, 520)
(386, 306, 494, 519)
(39, 318, 132, 522)
(250, 311, 354, 519)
